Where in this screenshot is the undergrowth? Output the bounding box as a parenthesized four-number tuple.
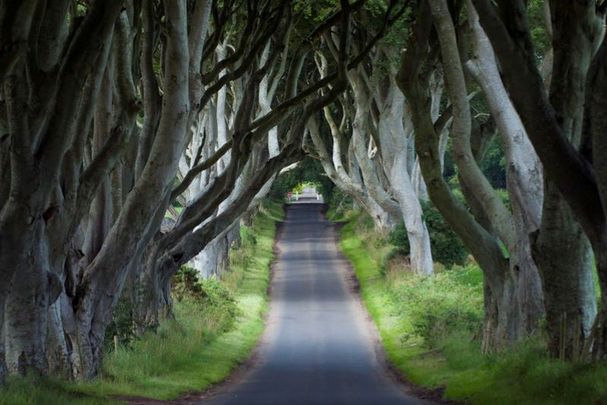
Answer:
(339, 209, 607, 405)
(0, 199, 284, 404)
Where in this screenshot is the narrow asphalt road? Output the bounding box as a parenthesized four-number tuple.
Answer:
(204, 198, 426, 405)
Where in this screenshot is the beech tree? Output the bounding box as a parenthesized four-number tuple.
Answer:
(0, 0, 408, 380)
(397, 0, 605, 356)
(398, 1, 546, 350)
(4, 0, 607, 389)
(467, 0, 607, 359)
(308, 12, 435, 275)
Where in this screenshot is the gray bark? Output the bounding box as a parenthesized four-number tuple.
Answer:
(400, 1, 531, 350)
(0, 1, 123, 377)
(465, 4, 546, 339)
(470, 0, 607, 358)
(307, 114, 393, 231)
(71, 0, 192, 377)
(376, 78, 433, 275)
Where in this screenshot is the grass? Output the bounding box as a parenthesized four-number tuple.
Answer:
(0, 199, 284, 405)
(338, 209, 607, 405)
(0, 376, 109, 405)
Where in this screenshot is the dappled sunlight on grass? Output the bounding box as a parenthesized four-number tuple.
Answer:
(339, 209, 607, 405)
(0, 200, 284, 404)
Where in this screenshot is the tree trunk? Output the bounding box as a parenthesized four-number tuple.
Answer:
(4, 230, 51, 375)
(465, 7, 546, 338)
(307, 114, 394, 232)
(377, 79, 433, 275)
(191, 232, 230, 278)
(533, 182, 596, 359)
(399, 1, 515, 350)
(348, 71, 402, 228)
(133, 246, 173, 334)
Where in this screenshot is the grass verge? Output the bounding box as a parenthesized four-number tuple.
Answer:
(0, 199, 284, 405)
(338, 209, 607, 405)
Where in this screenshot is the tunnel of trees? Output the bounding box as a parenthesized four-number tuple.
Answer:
(1, 0, 607, 384)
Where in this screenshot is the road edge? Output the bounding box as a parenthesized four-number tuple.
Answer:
(124, 206, 288, 405)
(331, 217, 459, 405)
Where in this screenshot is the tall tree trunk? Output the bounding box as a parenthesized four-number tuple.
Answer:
(348, 71, 402, 228)
(400, 1, 517, 350)
(192, 234, 231, 278)
(470, 0, 607, 359)
(377, 78, 433, 275)
(532, 183, 596, 358)
(307, 114, 394, 232)
(4, 225, 54, 375)
(465, 5, 546, 338)
(69, 0, 192, 378)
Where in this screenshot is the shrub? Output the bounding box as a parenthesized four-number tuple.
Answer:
(388, 202, 468, 268)
(104, 294, 135, 351)
(327, 187, 354, 220)
(423, 203, 468, 267)
(172, 267, 240, 332)
(240, 224, 257, 247)
(388, 223, 408, 253)
(172, 266, 205, 302)
(198, 278, 240, 332)
(387, 265, 483, 347)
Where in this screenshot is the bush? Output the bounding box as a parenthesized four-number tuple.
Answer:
(327, 187, 354, 220)
(104, 293, 135, 351)
(172, 266, 203, 301)
(388, 202, 468, 267)
(173, 267, 239, 332)
(240, 224, 257, 247)
(387, 223, 408, 252)
(388, 265, 483, 346)
(197, 278, 240, 331)
(341, 210, 607, 404)
(424, 203, 468, 267)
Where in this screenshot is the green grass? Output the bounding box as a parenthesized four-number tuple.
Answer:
(0, 375, 109, 405)
(0, 199, 284, 405)
(338, 209, 607, 405)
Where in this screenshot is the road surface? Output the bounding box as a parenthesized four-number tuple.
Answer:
(205, 200, 426, 405)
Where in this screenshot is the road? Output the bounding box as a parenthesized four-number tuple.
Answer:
(204, 199, 426, 405)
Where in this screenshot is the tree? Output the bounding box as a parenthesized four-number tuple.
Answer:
(0, 0, 405, 380)
(398, 0, 547, 350)
(471, 0, 607, 360)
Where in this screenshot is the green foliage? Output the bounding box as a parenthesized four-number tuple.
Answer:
(480, 137, 507, 189)
(173, 268, 240, 333)
(0, 374, 110, 405)
(388, 227, 408, 253)
(172, 266, 203, 302)
(388, 202, 468, 267)
(270, 156, 334, 201)
(291, 181, 316, 194)
(443, 127, 508, 192)
(293, 0, 336, 23)
(326, 187, 354, 221)
(196, 278, 240, 331)
(105, 293, 135, 351)
(388, 266, 483, 346)
(292, 0, 412, 60)
(527, 0, 551, 55)
(423, 204, 469, 267)
(239, 224, 257, 247)
(340, 210, 607, 405)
